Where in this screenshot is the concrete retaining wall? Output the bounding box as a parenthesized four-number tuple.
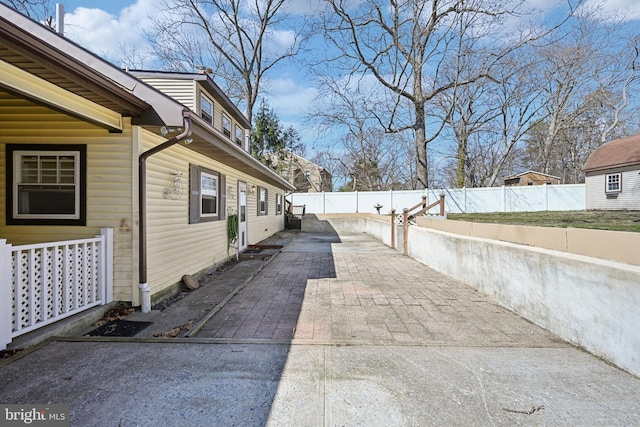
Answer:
(415, 217, 640, 266)
(304, 214, 640, 377)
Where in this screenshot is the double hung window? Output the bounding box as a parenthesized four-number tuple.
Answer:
(189, 164, 226, 223)
(8, 144, 86, 225)
(606, 173, 621, 193)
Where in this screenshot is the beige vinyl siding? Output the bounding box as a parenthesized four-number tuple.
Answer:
(0, 108, 137, 302)
(247, 185, 286, 244)
(586, 166, 640, 210)
(197, 86, 218, 130)
(136, 78, 196, 110)
(142, 132, 286, 298)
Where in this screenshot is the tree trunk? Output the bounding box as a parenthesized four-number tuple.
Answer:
(414, 101, 428, 189)
(456, 135, 468, 188)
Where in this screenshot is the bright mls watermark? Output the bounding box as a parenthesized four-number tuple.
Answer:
(0, 405, 69, 426)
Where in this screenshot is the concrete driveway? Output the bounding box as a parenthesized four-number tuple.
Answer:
(0, 231, 639, 426)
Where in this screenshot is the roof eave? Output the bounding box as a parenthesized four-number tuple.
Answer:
(170, 115, 295, 190)
(128, 70, 249, 127)
(583, 160, 640, 174)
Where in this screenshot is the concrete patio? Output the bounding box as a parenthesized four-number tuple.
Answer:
(0, 231, 638, 426)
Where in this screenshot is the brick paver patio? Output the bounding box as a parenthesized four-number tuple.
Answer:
(197, 233, 564, 347)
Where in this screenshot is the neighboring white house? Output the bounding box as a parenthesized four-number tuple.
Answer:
(582, 135, 640, 210)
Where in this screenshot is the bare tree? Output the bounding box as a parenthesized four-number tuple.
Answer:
(148, 0, 305, 122)
(317, 0, 570, 188)
(2, 0, 57, 26)
(481, 49, 551, 186)
(525, 9, 640, 182)
(309, 74, 414, 190)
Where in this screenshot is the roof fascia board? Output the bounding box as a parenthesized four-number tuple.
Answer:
(0, 8, 148, 114)
(190, 116, 295, 190)
(0, 59, 123, 131)
(583, 161, 640, 174)
(0, 4, 186, 127)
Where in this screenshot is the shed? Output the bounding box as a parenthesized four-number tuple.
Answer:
(582, 135, 640, 210)
(503, 170, 561, 186)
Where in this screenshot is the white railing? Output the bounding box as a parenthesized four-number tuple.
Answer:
(287, 184, 586, 215)
(0, 228, 113, 349)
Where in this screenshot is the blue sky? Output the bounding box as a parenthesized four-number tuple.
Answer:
(59, 0, 320, 151)
(57, 0, 640, 160)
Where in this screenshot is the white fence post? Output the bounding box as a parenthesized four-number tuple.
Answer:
(286, 185, 586, 214)
(544, 183, 549, 211)
(0, 239, 12, 350)
(100, 228, 114, 304)
(502, 186, 506, 212)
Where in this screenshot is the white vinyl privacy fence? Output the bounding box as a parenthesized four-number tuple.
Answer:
(287, 184, 586, 214)
(0, 228, 114, 349)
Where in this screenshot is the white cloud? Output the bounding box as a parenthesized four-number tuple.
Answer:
(580, 0, 640, 22)
(267, 77, 317, 117)
(64, 0, 159, 66)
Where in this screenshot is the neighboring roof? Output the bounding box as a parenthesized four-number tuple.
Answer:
(582, 135, 640, 173)
(277, 151, 333, 177)
(502, 170, 561, 181)
(128, 70, 249, 129)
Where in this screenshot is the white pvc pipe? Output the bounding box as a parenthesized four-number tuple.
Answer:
(139, 283, 151, 313)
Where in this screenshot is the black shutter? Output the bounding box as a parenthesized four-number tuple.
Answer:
(189, 164, 200, 224)
(219, 173, 226, 220)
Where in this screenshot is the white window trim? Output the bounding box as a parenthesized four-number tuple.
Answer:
(200, 93, 214, 125)
(222, 113, 231, 137)
(13, 150, 81, 220)
(605, 172, 621, 193)
(200, 172, 219, 217)
(235, 125, 244, 146)
(258, 186, 267, 216)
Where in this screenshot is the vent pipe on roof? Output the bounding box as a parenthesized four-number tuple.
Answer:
(55, 3, 64, 35)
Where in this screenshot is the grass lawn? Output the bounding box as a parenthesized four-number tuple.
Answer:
(447, 210, 640, 233)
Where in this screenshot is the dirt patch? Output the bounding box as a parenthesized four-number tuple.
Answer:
(152, 258, 240, 311)
(93, 305, 136, 327)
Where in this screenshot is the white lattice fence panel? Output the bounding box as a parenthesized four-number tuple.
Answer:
(8, 236, 108, 338)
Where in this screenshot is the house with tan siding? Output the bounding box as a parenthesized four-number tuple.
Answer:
(0, 4, 294, 346)
(267, 150, 333, 192)
(582, 135, 640, 210)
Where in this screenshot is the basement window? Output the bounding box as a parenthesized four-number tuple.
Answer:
(7, 144, 86, 225)
(605, 173, 621, 193)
